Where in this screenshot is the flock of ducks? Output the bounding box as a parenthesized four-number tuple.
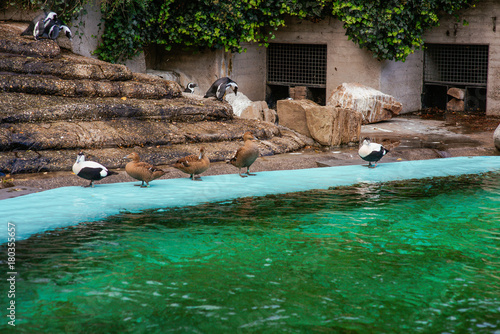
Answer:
(72, 131, 261, 187)
(73, 132, 389, 188)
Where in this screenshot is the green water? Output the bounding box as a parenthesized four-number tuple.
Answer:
(1, 173, 500, 333)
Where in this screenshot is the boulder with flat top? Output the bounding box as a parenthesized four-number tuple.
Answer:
(327, 83, 402, 124)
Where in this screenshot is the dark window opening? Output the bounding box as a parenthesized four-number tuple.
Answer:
(422, 44, 488, 112)
(266, 43, 327, 107)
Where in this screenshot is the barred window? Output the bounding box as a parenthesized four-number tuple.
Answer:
(267, 43, 327, 87)
(424, 44, 488, 86)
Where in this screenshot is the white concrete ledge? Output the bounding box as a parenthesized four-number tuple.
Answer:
(1, 156, 499, 242)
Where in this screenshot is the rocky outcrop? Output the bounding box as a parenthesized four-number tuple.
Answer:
(277, 99, 362, 146)
(0, 22, 311, 173)
(494, 123, 500, 151)
(327, 83, 402, 124)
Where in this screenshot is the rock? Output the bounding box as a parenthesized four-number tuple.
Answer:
(447, 87, 465, 100)
(447, 98, 465, 112)
(240, 103, 263, 120)
(276, 99, 313, 137)
(494, 124, 500, 151)
(327, 83, 402, 124)
(303, 102, 362, 146)
(289, 86, 308, 100)
(263, 108, 277, 124)
(225, 91, 252, 117)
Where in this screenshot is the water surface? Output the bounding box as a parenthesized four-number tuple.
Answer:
(1, 173, 499, 333)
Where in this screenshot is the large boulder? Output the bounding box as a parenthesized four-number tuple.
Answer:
(277, 99, 312, 137)
(327, 83, 402, 124)
(305, 104, 362, 147)
(277, 99, 362, 146)
(494, 123, 500, 151)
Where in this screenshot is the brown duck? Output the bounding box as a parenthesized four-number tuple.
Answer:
(228, 131, 259, 177)
(171, 147, 210, 181)
(125, 152, 166, 187)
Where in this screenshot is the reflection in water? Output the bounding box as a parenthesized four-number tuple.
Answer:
(1, 173, 499, 333)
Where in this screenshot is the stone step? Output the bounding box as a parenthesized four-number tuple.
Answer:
(0, 118, 281, 151)
(0, 55, 133, 81)
(0, 73, 181, 99)
(0, 126, 310, 173)
(0, 93, 232, 123)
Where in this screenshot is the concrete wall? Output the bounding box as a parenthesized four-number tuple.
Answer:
(421, 0, 500, 116)
(146, 45, 229, 96)
(268, 16, 381, 97)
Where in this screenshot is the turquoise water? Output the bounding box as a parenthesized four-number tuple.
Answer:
(1, 172, 499, 333)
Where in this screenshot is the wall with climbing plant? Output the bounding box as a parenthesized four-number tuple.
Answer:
(7, 0, 477, 64)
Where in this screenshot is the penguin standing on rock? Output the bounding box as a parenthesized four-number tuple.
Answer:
(184, 82, 198, 94)
(204, 77, 238, 101)
(21, 11, 72, 41)
(21, 11, 57, 39)
(72, 152, 118, 187)
(358, 137, 389, 168)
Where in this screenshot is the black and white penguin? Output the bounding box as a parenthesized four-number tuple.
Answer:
(21, 11, 57, 39)
(184, 82, 198, 94)
(204, 77, 238, 101)
(358, 137, 389, 168)
(55, 18, 73, 40)
(36, 18, 61, 40)
(72, 152, 118, 187)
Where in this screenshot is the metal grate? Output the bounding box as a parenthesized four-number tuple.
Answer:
(267, 43, 327, 87)
(424, 44, 489, 86)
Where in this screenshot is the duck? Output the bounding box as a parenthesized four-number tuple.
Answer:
(204, 77, 238, 101)
(21, 11, 57, 39)
(228, 131, 259, 177)
(184, 82, 198, 94)
(72, 152, 118, 187)
(125, 152, 166, 187)
(358, 137, 389, 168)
(171, 147, 210, 181)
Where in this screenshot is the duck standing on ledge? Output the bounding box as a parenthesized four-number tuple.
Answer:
(184, 82, 198, 94)
(204, 77, 238, 101)
(358, 137, 389, 168)
(228, 131, 259, 177)
(171, 147, 210, 181)
(72, 152, 118, 187)
(125, 152, 166, 187)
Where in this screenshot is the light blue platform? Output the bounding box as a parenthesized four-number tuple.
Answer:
(1, 156, 499, 242)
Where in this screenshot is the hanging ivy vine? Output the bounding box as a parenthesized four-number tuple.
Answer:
(8, 0, 478, 63)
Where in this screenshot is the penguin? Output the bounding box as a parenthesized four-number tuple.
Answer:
(72, 152, 118, 187)
(184, 82, 198, 94)
(57, 19, 73, 40)
(36, 18, 61, 41)
(21, 11, 57, 40)
(204, 77, 238, 101)
(358, 137, 389, 168)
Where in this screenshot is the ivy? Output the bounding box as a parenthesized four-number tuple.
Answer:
(6, 0, 478, 63)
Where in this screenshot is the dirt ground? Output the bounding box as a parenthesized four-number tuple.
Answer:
(1, 112, 499, 200)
